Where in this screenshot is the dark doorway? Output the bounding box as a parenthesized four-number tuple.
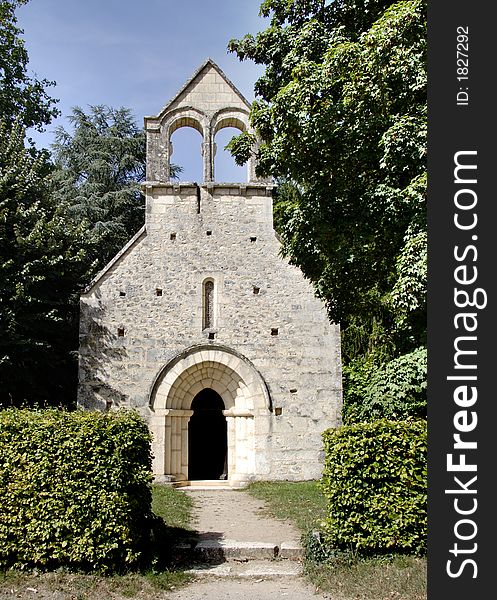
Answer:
(188, 388, 227, 480)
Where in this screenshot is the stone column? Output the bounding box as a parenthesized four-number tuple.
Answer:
(158, 409, 193, 481)
(225, 415, 236, 479)
(223, 408, 255, 486)
(150, 411, 166, 478)
(202, 125, 213, 182)
(164, 140, 172, 181)
(164, 417, 172, 474)
(180, 416, 191, 478)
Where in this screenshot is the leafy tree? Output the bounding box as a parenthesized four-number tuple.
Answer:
(343, 347, 427, 423)
(228, 0, 426, 368)
(52, 105, 182, 270)
(0, 0, 59, 130)
(0, 119, 92, 406)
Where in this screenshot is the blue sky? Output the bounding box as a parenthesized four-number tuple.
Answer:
(17, 0, 267, 181)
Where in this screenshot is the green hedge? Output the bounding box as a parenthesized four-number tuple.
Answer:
(0, 409, 153, 572)
(321, 419, 426, 554)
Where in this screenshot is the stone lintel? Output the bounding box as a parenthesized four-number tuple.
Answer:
(165, 409, 194, 418)
(223, 408, 254, 418)
(141, 181, 274, 195)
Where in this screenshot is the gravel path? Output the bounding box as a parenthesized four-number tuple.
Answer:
(184, 488, 301, 545)
(166, 577, 333, 599)
(172, 488, 335, 599)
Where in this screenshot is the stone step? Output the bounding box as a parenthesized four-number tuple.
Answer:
(174, 539, 303, 564)
(186, 559, 304, 578)
(173, 480, 236, 490)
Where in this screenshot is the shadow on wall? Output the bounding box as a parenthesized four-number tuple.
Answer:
(77, 300, 128, 411)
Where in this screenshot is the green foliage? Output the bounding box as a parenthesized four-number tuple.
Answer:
(51, 106, 147, 269)
(229, 0, 427, 361)
(0, 408, 153, 572)
(0, 0, 59, 130)
(0, 119, 92, 406)
(321, 420, 427, 554)
(51, 105, 183, 271)
(247, 480, 326, 533)
(151, 484, 194, 532)
(343, 347, 427, 423)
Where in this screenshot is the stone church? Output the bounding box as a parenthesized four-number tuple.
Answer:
(77, 59, 342, 486)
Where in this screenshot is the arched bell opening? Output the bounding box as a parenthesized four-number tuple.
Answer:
(188, 388, 227, 480)
(213, 126, 247, 183)
(169, 125, 203, 182)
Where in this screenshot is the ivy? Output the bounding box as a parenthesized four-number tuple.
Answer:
(343, 347, 427, 423)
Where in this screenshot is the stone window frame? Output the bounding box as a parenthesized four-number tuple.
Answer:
(194, 272, 224, 331)
(202, 277, 216, 330)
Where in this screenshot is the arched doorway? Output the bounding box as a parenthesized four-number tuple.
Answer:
(188, 388, 227, 480)
(149, 345, 271, 484)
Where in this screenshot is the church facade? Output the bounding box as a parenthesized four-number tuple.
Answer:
(77, 59, 342, 486)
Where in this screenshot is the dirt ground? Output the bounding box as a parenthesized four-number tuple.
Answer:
(166, 577, 333, 600)
(184, 488, 301, 544)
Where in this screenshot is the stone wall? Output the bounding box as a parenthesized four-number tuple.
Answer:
(78, 183, 342, 481)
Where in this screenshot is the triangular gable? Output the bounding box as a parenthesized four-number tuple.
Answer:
(82, 226, 147, 294)
(145, 58, 251, 124)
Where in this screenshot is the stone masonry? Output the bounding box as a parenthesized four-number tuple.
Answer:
(77, 59, 342, 486)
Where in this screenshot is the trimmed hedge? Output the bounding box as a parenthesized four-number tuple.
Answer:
(321, 419, 426, 554)
(0, 409, 153, 572)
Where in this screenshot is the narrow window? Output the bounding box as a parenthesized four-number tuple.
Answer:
(117, 327, 125, 337)
(170, 232, 176, 241)
(203, 279, 215, 329)
(253, 286, 260, 295)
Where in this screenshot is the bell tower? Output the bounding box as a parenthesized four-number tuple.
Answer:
(144, 58, 261, 184)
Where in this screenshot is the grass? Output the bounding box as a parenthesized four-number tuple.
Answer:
(151, 482, 194, 531)
(247, 480, 327, 532)
(0, 484, 194, 600)
(0, 570, 191, 599)
(246, 481, 427, 600)
(306, 554, 427, 600)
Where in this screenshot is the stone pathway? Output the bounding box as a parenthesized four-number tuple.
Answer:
(186, 488, 301, 544)
(167, 578, 333, 599)
(168, 487, 334, 599)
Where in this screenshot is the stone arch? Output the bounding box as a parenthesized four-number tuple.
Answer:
(150, 344, 271, 412)
(212, 114, 248, 136)
(167, 113, 205, 137)
(149, 345, 271, 484)
(160, 107, 207, 181)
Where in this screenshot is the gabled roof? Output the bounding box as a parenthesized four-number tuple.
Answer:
(145, 58, 251, 125)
